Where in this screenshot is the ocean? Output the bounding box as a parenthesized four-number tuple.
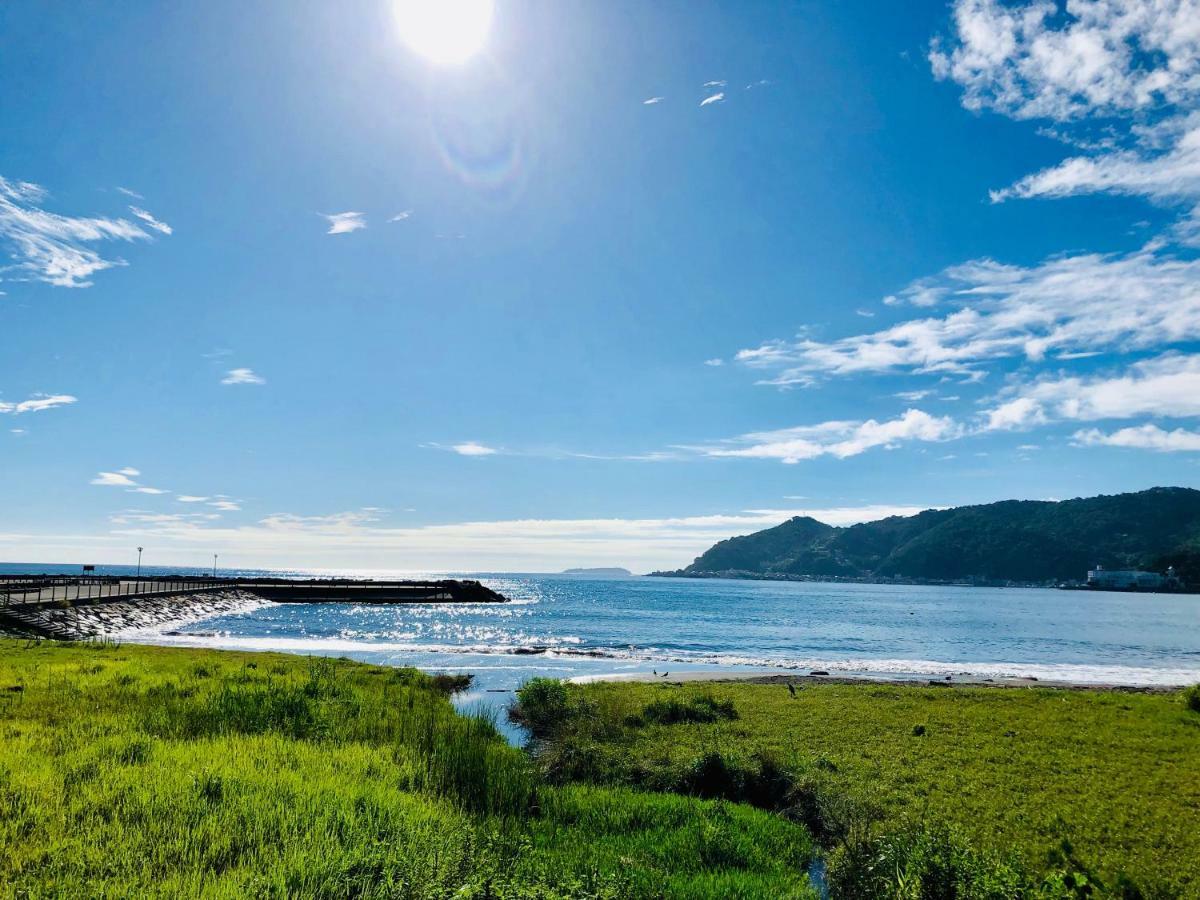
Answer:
(6, 564, 1199, 700)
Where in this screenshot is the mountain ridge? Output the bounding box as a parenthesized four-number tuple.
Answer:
(653, 487, 1200, 585)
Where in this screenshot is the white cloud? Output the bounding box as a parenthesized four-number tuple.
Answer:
(700, 92, 725, 107)
(389, 210, 413, 222)
(930, 0, 1200, 122)
(221, 368, 265, 386)
(703, 80, 727, 88)
(691, 408, 962, 464)
(118, 467, 140, 476)
(991, 124, 1200, 205)
(451, 441, 499, 457)
(128, 206, 172, 235)
(0, 393, 77, 415)
(116, 186, 144, 200)
(932, 2, 1200, 239)
(704, 358, 724, 367)
(643, 96, 665, 105)
(208, 499, 241, 511)
(67, 504, 935, 573)
(735, 245, 1200, 383)
(131, 487, 168, 495)
(176, 495, 209, 503)
(0, 176, 166, 288)
(91, 471, 139, 487)
(855, 308, 876, 317)
(895, 389, 935, 401)
(982, 352, 1200, 429)
(1074, 423, 1200, 451)
(323, 211, 366, 235)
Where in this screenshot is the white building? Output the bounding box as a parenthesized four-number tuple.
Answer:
(1086, 565, 1178, 591)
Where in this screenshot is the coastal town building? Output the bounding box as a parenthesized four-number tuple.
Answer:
(1086, 565, 1180, 592)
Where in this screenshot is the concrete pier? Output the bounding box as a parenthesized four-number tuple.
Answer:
(0, 575, 508, 639)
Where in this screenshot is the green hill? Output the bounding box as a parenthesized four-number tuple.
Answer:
(664, 487, 1200, 584)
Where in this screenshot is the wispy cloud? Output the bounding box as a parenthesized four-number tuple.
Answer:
(81, 504, 935, 572)
(930, 0, 1200, 122)
(932, 1, 1200, 240)
(176, 495, 209, 503)
(389, 210, 413, 222)
(0, 393, 77, 415)
(128, 206, 172, 235)
(700, 92, 725, 107)
(1074, 423, 1200, 452)
(689, 409, 962, 464)
(451, 441, 499, 457)
(982, 352, 1200, 430)
(221, 368, 265, 386)
(735, 245, 1200, 384)
(704, 358, 724, 367)
(643, 96, 665, 105)
(0, 176, 166, 288)
(322, 212, 366, 235)
(703, 80, 727, 88)
(115, 186, 144, 200)
(91, 470, 140, 487)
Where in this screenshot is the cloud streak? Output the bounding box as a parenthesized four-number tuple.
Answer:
(689, 409, 962, 464)
(735, 245, 1200, 384)
(0, 393, 77, 415)
(0, 176, 167, 288)
(322, 212, 366, 235)
(49, 503, 936, 572)
(1074, 423, 1200, 452)
(221, 368, 265, 386)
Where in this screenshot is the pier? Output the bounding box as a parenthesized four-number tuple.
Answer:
(0, 575, 507, 639)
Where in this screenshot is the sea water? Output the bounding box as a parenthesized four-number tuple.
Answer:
(5, 564, 1199, 735)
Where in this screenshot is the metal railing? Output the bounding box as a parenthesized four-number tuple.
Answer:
(1, 577, 236, 611)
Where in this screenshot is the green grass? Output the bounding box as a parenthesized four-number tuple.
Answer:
(0, 640, 815, 899)
(514, 677, 1200, 898)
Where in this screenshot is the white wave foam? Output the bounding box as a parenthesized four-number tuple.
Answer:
(135, 632, 1200, 686)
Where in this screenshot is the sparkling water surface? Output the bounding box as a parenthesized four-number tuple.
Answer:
(5, 564, 1199, 734)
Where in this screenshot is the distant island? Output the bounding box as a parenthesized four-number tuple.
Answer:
(651, 487, 1200, 588)
(560, 567, 634, 577)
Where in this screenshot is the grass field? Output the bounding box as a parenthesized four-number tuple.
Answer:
(514, 677, 1200, 899)
(0, 640, 815, 899)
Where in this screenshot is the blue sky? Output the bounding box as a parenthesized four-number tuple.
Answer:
(2, 0, 1199, 572)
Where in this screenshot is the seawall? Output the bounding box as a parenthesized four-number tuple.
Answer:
(0, 589, 272, 640)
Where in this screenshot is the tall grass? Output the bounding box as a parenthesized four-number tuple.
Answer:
(0, 640, 816, 898)
(512, 677, 1200, 898)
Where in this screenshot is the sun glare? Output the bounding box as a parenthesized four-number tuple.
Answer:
(394, 0, 494, 65)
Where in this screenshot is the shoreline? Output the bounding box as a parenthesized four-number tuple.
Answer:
(569, 667, 1182, 693)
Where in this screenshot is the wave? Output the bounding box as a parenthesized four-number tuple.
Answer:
(138, 632, 1200, 686)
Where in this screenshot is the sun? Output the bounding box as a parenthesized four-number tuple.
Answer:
(394, 0, 494, 66)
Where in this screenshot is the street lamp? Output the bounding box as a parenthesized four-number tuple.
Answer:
(212, 554, 218, 579)
(136, 547, 143, 593)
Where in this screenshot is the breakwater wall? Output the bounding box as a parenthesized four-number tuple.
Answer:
(0, 589, 271, 640)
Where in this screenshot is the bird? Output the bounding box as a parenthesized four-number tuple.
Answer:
(787, 683, 796, 698)
(662, 671, 669, 677)
(653, 669, 657, 676)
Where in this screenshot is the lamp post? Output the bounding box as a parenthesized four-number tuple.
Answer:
(136, 546, 143, 594)
(212, 554, 218, 579)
